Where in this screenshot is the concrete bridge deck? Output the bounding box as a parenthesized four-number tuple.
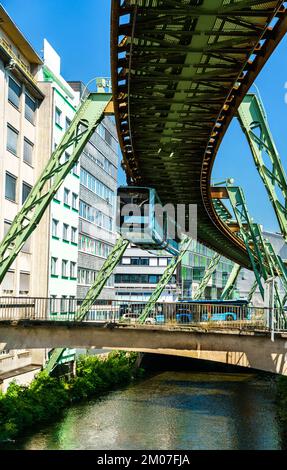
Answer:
(1, 321, 287, 375)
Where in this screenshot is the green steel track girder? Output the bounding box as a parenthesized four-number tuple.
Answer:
(238, 93, 287, 242)
(45, 349, 65, 375)
(226, 186, 265, 299)
(226, 186, 287, 308)
(46, 237, 128, 372)
(247, 280, 258, 303)
(193, 253, 221, 301)
(138, 237, 193, 324)
(220, 263, 241, 300)
(252, 223, 283, 309)
(76, 237, 129, 321)
(0, 93, 112, 284)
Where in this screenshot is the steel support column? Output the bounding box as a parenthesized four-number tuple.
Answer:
(193, 253, 221, 300)
(220, 263, 241, 300)
(238, 93, 287, 242)
(0, 93, 112, 284)
(76, 237, 129, 321)
(138, 237, 193, 324)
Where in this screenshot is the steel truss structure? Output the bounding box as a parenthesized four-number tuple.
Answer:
(193, 253, 221, 301)
(220, 263, 241, 300)
(138, 237, 192, 324)
(239, 93, 287, 242)
(111, 0, 287, 267)
(0, 93, 112, 284)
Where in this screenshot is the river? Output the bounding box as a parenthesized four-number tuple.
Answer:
(17, 370, 282, 450)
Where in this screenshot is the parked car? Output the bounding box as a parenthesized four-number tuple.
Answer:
(121, 312, 156, 325)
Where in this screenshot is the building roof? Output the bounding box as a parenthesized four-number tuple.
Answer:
(0, 4, 42, 64)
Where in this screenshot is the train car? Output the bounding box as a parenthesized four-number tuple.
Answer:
(117, 186, 179, 256)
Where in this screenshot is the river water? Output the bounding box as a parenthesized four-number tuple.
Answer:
(18, 371, 282, 450)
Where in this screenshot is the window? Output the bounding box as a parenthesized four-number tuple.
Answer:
(64, 188, 70, 206)
(52, 219, 59, 238)
(72, 193, 78, 210)
(96, 123, 105, 139)
(70, 262, 76, 279)
(63, 224, 69, 241)
(80, 168, 114, 205)
(19, 272, 30, 295)
(51, 257, 58, 276)
(55, 107, 62, 127)
(1, 270, 14, 294)
(71, 227, 77, 244)
(8, 76, 21, 108)
(73, 162, 79, 176)
(61, 296, 68, 314)
(62, 260, 68, 278)
(7, 124, 18, 155)
(25, 94, 36, 123)
(50, 295, 57, 314)
(66, 117, 71, 130)
(22, 182, 32, 204)
(159, 258, 168, 267)
(5, 173, 17, 202)
(150, 258, 158, 267)
(23, 138, 34, 165)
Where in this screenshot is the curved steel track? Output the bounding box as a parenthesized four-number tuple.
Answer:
(111, 0, 287, 268)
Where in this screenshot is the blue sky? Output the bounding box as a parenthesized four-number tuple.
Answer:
(2, 0, 287, 233)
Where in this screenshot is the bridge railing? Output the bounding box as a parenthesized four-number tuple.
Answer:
(0, 297, 286, 332)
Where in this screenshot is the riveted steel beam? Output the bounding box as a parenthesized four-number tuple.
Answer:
(238, 93, 287, 242)
(0, 93, 112, 284)
(193, 253, 222, 300)
(220, 264, 241, 300)
(138, 237, 192, 324)
(76, 238, 129, 321)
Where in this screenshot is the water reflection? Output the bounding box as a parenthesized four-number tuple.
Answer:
(20, 372, 280, 450)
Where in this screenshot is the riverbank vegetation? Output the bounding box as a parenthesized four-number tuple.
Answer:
(277, 375, 287, 447)
(0, 351, 144, 442)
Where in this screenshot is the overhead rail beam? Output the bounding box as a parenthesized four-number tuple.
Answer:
(112, 0, 287, 267)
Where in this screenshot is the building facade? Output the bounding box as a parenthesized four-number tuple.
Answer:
(115, 245, 177, 302)
(0, 6, 49, 390)
(68, 81, 119, 302)
(181, 240, 235, 299)
(38, 40, 80, 313)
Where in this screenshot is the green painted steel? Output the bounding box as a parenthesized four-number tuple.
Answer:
(247, 280, 258, 303)
(226, 186, 265, 299)
(193, 253, 221, 301)
(112, 0, 286, 269)
(76, 237, 129, 321)
(0, 93, 111, 284)
(220, 263, 241, 300)
(227, 186, 287, 309)
(238, 93, 287, 242)
(138, 237, 193, 324)
(45, 237, 128, 372)
(45, 348, 65, 375)
(213, 199, 232, 223)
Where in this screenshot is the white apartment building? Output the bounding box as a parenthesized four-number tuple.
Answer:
(38, 40, 80, 313)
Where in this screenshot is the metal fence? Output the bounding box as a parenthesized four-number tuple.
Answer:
(0, 297, 286, 332)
